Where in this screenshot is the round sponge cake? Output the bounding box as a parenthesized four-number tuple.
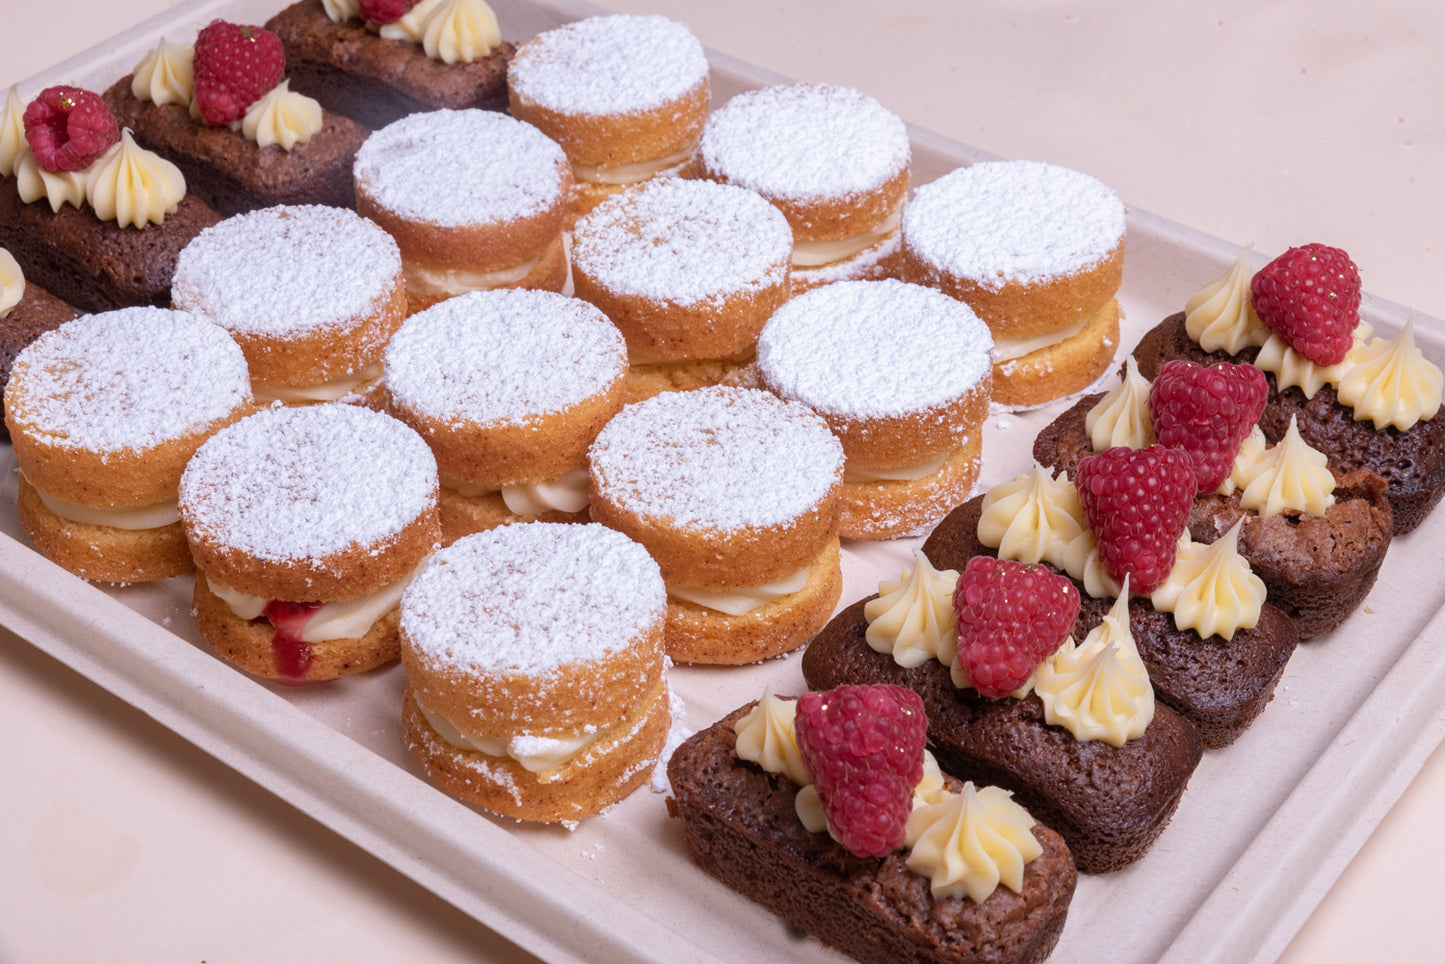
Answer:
(756, 279, 994, 538)
(179, 403, 441, 682)
(901, 160, 1126, 406)
(570, 177, 792, 399)
(399, 522, 669, 823)
(171, 204, 406, 405)
(5, 307, 253, 583)
(507, 14, 709, 220)
(353, 109, 571, 311)
(694, 83, 910, 293)
(382, 288, 628, 542)
(588, 386, 845, 663)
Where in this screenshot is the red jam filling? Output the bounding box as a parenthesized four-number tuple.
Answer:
(263, 600, 321, 679)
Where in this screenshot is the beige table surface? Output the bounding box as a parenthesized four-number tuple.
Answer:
(2, 2, 1441, 962)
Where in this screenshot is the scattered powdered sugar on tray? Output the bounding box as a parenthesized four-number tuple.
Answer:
(571, 179, 791, 305)
(399, 522, 665, 675)
(756, 279, 993, 419)
(699, 83, 910, 202)
(7, 307, 250, 452)
(171, 205, 401, 338)
(588, 386, 845, 532)
(383, 289, 626, 424)
(354, 110, 567, 226)
(178, 404, 437, 562)
(508, 14, 708, 117)
(902, 160, 1126, 289)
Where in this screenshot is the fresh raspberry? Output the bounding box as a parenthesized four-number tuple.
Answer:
(1075, 445, 1195, 594)
(1148, 360, 1268, 493)
(192, 20, 287, 126)
(1251, 243, 1361, 366)
(22, 86, 119, 173)
(359, 0, 421, 24)
(794, 684, 926, 858)
(953, 557, 1080, 698)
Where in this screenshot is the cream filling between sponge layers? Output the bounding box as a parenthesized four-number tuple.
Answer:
(252, 362, 383, 406)
(414, 694, 611, 774)
(440, 469, 591, 515)
(991, 316, 1090, 363)
(403, 250, 547, 298)
(791, 208, 902, 269)
(571, 146, 695, 187)
(668, 564, 812, 616)
(30, 478, 180, 530)
(208, 561, 426, 642)
(843, 451, 951, 484)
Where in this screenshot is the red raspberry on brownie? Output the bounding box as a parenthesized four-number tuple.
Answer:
(953, 556, 1079, 698)
(192, 20, 287, 126)
(794, 684, 926, 857)
(1148, 359, 1268, 493)
(1250, 242, 1361, 366)
(1075, 445, 1195, 594)
(358, 0, 421, 24)
(22, 86, 119, 172)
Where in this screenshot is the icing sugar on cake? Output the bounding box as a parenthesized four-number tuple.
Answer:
(571, 178, 792, 305)
(756, 278, 994, 419)
(507, 14, 707, 117)
(384, 288, 626, 424)
(179, 403, 437, 563)
(353, 109, 568, 226)
(6, 307, 250, 452)
(588, 386, 844, 531)
(698, 83, 910, 202)
(171, 205, 402, 338)
(903, 160, 1126, 289)
(400, 522, 665, 677)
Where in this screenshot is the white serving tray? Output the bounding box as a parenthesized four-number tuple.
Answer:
(5, 1, 1445, 961)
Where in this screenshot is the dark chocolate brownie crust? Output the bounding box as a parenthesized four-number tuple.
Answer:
(0, 176, 222, 314)
(1033, 392, 1395, 639)
(1, 281, 79, 442)
(922, 497, 1298, 748)
(266, 0, 515, 131)
(666, 703, 1077, 964)
(803, 599, 1202, 874)
(1133, 312, 1445, 535)
(102, 78, 368, 217)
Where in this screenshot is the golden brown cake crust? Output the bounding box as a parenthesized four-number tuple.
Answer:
(839, 435, 983, 540)
(510, 80, 709, 169)
(17, 478, 194, 583)
(990, 297, 1121, 408)
(435, 487, 588, 545)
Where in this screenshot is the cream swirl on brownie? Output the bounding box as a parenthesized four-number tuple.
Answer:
(381, 288, 627, 542)
(588, 386, 845, 664)
(5, 307, 253, 583)
(179, 403, 440, 683)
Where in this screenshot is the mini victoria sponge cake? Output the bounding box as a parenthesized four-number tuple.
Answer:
(570, 177, 792, 401)
(4, 307, 253, 583)
(507, 14, 709, 221)
(399, 521, 669, 823)
(756, 279, 995, 539)
(178, 403, 441, 683)
(901, 160, 1126, 407)
(170, 204, 407, 405)
(587, 386, 846, 664)
(353, 108, 571, 311)
(693, 82, 911, 293)
(381, 288, 628, 542)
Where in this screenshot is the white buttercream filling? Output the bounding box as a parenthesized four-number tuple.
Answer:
(439, 469, 590, 515)
(668, 564, 811, 616)
(571, 147, 694, 187)
(792, 209, 902, 269)
(252, 363, 382, 405)
(31, 479, 180, 530)
(843, 450, 951, 484)
(991, 316, 1090, 363)
(403, 251, 546, 297)
(415, 693, 602, 773)
(208, 561, 424, 641)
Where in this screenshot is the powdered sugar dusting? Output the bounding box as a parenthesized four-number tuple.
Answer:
(572, 179, 791, 306)
(354, 110, 567, 226)
(9, 307, 250, 452)
(171, 205, 401, 338)
(384, 289, 626, 424)
(178, 404, 437, 562)
(400, 523, 666, 675)
(508, 15, 707, 117)
(903, 160, 1125, 290)
(699, 84, 909, 202)
(588, 386, 844, 531)
(756, 279, 993, 419)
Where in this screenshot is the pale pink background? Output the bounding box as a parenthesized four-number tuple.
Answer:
(2, 1, 1440, 961)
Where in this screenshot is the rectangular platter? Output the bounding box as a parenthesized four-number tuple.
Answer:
(4, 0, 1445, 961)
